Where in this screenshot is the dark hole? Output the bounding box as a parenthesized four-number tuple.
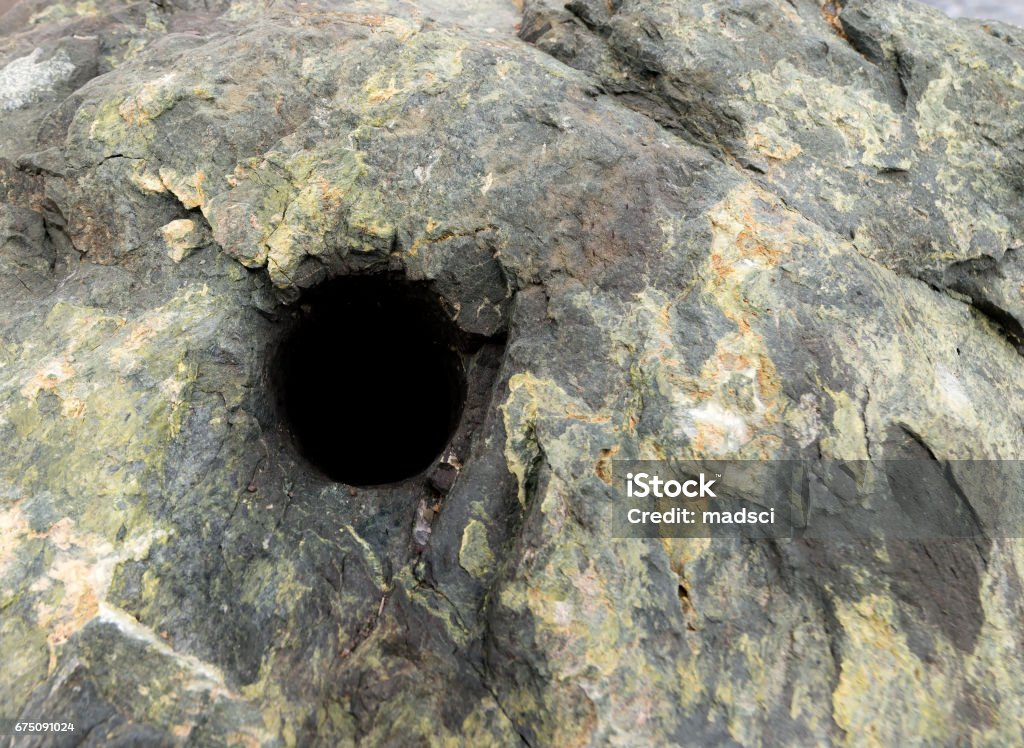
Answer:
(275, 275, 465, 485)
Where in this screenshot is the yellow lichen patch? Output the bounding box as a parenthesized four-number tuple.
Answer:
(500, 372, 589, 506)
(130, 163, 168, 194)
(407, 221, 487, 258)
(962, 541, 1024, 744)
(749, 60, 907, 171)
(441, 698, 520, 746)
(87, 97, 142, 150)
(104, 289, 210, 372)
(59, 395, 87, 418)
(609, 293, 684, 449)
(266, 255, 297, 289)
(29, 0, 98, 25)
(381, 15, 419, 42)
(660, 537, 712, 580)
(458, 519, 494, 579)
(223, 0, 273, 21)
(345, 190, 395, 248)
(119, 73, 180, 126)
(914, 61, 963, 150)
(20, 357, 75, 402)
(500, 373, 547, 506)
(264, 173, 350, 281)
(673, 343, 785, 457)
(11, 514, 159, 654)
(832, 594, 954, 745)
(495, 59, 518, 79)
(36, 557, 101, 647)
(525, 554, 626, 663)
(820, 388, 869, 460)
(12, 307, 130, 428)
(161, 218, 205, 263)
(707, 185, 795, 282)
(496, 471, 687, 743)
(649, 185, 794, 458)
(747, 117, 803, 163)
(109, 320, 162, 367)
(295, 9, 418, 38)
(361, 37, 465, 116)
(224, 730, 264, 748)
(159, 167, 207, 210)
(911, 60, 1017, 255)
(0, 503, 33, 577)
(229, 140, 393, 287)
(0, 291, 215, 530)
(160, 360, 195, 422)
(367, 76, 402, 103)
(103, 37, 151, 70)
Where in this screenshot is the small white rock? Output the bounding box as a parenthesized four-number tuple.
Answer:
(0, 48, 76, 111)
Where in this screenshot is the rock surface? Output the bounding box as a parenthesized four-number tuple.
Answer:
(1, 0, 1023, 745)
(923, 0, 1024, 25)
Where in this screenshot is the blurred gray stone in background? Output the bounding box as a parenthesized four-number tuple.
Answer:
(922, 0, 1024, 25)
(3, 0, 1023, 28)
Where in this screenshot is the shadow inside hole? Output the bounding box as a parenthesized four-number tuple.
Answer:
(274, 275, 466, 485)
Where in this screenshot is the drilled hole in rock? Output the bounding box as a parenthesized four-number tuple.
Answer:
(275, 275, 466, 485)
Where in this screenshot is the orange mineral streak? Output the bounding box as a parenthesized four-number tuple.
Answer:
(677, 187, 795, 458)
(20, 357, 75, 401)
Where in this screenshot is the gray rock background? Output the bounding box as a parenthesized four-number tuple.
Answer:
(2, 0, 1023, 30)
(924, 0, 1024, 24)
(1, 0, 1024, 746)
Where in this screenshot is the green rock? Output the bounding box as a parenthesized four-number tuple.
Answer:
(1, 0, 1023, 744)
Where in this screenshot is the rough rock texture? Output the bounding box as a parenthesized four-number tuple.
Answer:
(1, 0, 1023, 745)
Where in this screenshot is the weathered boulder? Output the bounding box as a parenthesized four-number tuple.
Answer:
(1, 0, 1022, 744)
